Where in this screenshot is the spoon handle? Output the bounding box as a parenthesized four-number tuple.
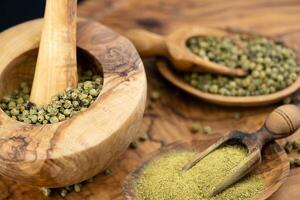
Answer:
(256, 104, 300, 148)
(125, 29, 168, 57)
(30, 0, 78, 106)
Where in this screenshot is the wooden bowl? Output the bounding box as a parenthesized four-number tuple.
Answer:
(157, 60, 300, 107)
(123, 135, 289, 200)
(0, 19, 147, 187)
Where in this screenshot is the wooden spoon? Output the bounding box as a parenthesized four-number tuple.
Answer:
(157, 60, 300, 107)
(182, 104, 300, 196)
(30, 0, 78, 106)
(125, 27, 247, 76)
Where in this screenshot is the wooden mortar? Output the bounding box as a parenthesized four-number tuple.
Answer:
(0, 18, 146, 187)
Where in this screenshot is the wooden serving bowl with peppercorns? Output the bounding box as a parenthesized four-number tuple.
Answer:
(0, 0, 146, 188)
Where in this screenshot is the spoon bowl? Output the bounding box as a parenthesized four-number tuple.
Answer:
(157, 60, 300, 107)
(165, 26, 247, 76)
(123, 136, 289, 200)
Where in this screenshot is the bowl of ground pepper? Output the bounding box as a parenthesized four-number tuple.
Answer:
(0, 4, 146, 189)
(123, 136, 289, 200)
(157, 27, 300, 106)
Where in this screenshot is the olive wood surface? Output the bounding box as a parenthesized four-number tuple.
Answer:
(126, 27, 247, 76)
(1, 0, 300, 199)
(123, 137, 289, 200)
(0, 18, 146, 187)
(30, 0, 78, 106)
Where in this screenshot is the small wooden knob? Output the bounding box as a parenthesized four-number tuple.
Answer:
(265, 104, 300, 138)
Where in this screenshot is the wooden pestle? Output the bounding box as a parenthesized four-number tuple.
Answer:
(182, 104, 300, 196)
(30, 0, 78, 106)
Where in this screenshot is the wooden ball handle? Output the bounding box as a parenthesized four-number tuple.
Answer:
(30, 0, 78, 106)
(263, 104, 300, 139)
(125, 29, 168, 57)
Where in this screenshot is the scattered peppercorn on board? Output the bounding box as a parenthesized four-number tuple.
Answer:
(1, 0, 300, 199)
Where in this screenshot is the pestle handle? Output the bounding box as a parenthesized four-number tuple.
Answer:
(257, 104, 300, 146)
(30, 0, 78, 106)
(125, 29, 168, 57)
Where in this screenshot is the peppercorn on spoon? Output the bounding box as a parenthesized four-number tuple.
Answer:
(182, 104, 300, 197)
(125, 26, 247, 76)
(0, 0, 146, 188)
(157, 60, 300, 107)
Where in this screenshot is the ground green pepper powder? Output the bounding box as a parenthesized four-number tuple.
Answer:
(184, 35, 300, 96)
(135, 145, 263, 200)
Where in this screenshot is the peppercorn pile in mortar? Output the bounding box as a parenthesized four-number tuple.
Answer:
(0, 70, 103, 124)
(184, 35, 299, 96)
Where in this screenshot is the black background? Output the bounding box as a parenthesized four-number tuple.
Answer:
(0, 0, 83, 31)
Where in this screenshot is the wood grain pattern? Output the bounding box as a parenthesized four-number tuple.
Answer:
(0, 0, 300, 199)
(0, 19, 146, 187)
(30, 0, 78, 106)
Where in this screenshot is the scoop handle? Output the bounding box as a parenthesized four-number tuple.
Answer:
(257, 104, 300, 147)
(125, 29, 168, 57)
(30, 0, 78, 106)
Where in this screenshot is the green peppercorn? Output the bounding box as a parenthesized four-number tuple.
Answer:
(130, 141, 139, 149)
(293, 141, 300, 151)
(284, 141, 294, 153)
(89, 89, 98, 97)
(23, 118, 32, 124)
(29, 115, 38, 123)
(63, 109, 71, 116)
(104, 168, 113, 176)
(190, 123, 200, 134)
(203, 126, 213, 134)
(150, 91, 161, 101)
(10, 108, 19, 116)
(81, 99, 90, 106)
(50, 116, 59, 124)
(63, 100, 72, 109)
(83, 81, 93, 90)
(79, 93, 88, 100)
(8, 101, 16, 109)
(72, 101, 79, 107)
(58, 113, 66, 121)
(60, 189, 68, 197)
(74, 183, 82, 192)
(139, 132, 149, 141)
(41, 187, 51, 197)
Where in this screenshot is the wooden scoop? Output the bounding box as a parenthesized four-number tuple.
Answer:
(182, 104, 300, 197)
(125, 26, 247, 76)
(123, 134, 289, 200)
(30, 0, 78, 106)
